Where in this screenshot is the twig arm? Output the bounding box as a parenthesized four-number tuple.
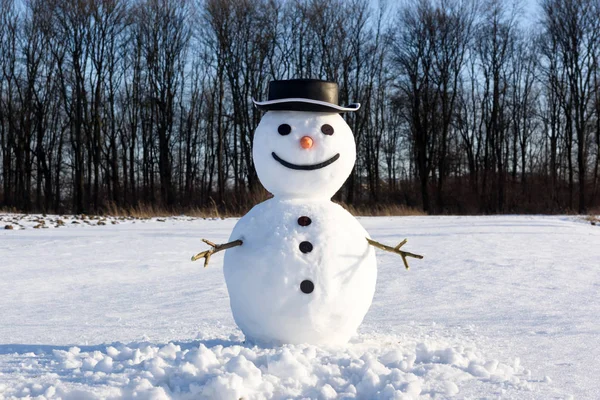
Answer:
(366, 237, 423, 270)
(191, 239, 243, 267)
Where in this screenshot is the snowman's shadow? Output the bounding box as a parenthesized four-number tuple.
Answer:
(174, 336, 247, 350)
(334, 245, 371, 283)
(0, 337, 246, 357)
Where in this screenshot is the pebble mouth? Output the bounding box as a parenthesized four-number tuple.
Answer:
(271, 152, 340, 171)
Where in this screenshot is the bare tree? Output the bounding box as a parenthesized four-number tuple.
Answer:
(541, 0, 600, 213)
(1, 0, 600, 215)
(137, 0, 191, 207)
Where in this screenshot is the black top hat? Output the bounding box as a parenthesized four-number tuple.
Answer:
(253, 79, 360, 113)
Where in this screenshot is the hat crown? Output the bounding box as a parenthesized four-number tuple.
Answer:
(268, 79, 339, 105)
(253, 78, 360, 113)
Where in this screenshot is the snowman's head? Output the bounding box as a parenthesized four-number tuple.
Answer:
(253, 111, 356, 199)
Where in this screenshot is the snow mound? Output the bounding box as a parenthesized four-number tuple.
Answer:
(0, 213, 206, 230)
(1, 333, 536, 399)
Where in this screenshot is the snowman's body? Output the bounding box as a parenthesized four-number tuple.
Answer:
(222, 95, 378, 346)
(224, 199, 376, 345)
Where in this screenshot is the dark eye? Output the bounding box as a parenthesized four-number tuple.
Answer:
(321, 124, 334, 135)
(278, 124, 291, 135)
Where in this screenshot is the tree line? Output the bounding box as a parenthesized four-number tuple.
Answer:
(1, 0, 599, 215)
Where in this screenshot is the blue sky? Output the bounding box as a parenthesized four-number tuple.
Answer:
(523, 0, 542, 25)
(373, 0, 542, 27)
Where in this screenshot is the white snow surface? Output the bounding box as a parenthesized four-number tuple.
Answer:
(0, 213, 598, 399)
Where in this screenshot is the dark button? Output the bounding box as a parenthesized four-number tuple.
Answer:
(298, 216, 312, 226)
(300, 280, 314, 294)
(299, 241, 313, 253)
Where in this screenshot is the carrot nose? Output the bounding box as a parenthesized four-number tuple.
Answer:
(300, 136, 313, 149)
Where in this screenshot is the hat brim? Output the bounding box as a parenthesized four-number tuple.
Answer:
(252, 98, 360, 113)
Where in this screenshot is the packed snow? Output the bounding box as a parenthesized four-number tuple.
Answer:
(252, 111, 356, 200)
(224, 199, 377, 346)
(1, 213, 599, 399)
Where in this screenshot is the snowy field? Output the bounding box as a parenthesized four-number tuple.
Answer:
(0, 213, 598, 399)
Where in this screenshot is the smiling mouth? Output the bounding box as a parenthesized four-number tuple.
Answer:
(272, 152, 340, 170)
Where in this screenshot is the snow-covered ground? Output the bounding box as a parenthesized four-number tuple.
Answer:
(0, 213, 598, 399)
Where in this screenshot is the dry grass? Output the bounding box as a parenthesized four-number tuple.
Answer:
(104, 202, 231, 219)
(587, 205, 600, 215)
(583, 205, 600, 226)
(337, 202, 426, 217)
(584, 214, 600, 226)
(101, 198, 424, 219)
(103, 190, 272, 219)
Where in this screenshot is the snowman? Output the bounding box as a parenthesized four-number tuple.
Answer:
(192, 79, 422, 346)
